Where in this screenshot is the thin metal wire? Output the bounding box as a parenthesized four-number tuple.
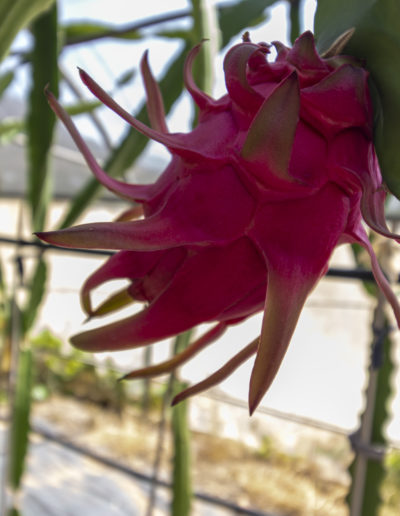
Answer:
(0, 235, 390, 282)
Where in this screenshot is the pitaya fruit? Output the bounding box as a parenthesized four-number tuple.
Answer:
(37, 31, 400, 413)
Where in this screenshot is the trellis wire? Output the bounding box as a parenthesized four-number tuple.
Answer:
(1, 235, 393, 283)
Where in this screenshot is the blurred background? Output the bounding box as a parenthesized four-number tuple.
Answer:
(0, 0, 400, 515)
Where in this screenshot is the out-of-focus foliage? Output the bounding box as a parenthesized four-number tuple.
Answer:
(0, 70, 14, 97)
(27, 4, 58, 233)
(8, 348, 33, 489)
(171, 331, 193, 516)
(63, 22, 142, 44)
(385, 450, 400, 508)
(31, 330, 126, 410)
(21, 256, 47, 336)
(0, 0, 55, 61)
(217, 0, 275, 47)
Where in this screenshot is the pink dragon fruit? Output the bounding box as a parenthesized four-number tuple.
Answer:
(37, 31, 400, 414)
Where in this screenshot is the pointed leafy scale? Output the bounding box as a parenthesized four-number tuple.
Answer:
(241, 72, 300, 182)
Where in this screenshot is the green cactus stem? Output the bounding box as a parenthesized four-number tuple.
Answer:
(347, 294, 395, 515)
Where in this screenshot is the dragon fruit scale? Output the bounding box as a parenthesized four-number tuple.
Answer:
(37, 31, 400, 414)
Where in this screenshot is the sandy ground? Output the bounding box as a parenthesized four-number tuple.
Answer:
(1, 393, 399, 515)
(5, 395, 351, 516)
